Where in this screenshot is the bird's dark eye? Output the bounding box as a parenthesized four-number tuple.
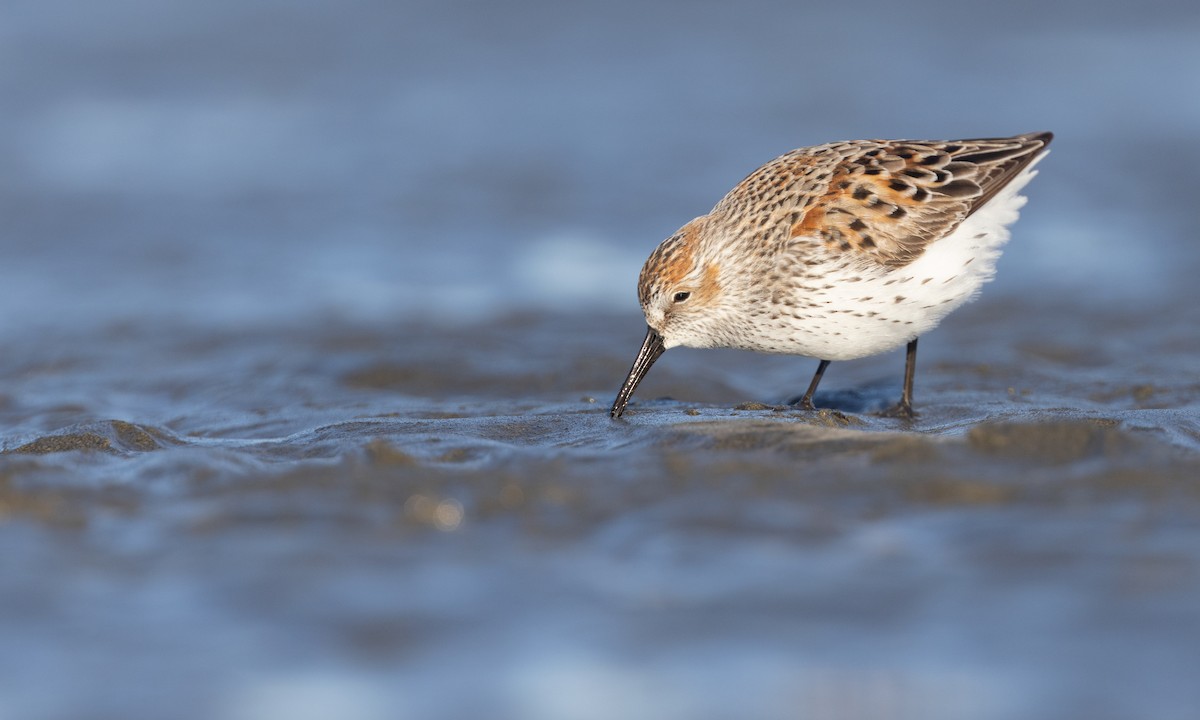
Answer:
(673, 291, 691, 303)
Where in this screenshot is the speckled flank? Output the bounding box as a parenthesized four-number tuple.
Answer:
(628, 131, 1052, 361)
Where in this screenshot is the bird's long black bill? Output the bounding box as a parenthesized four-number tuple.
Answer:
(610, 326, 666, 419)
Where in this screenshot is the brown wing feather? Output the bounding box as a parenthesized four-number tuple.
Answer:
(790, 132, 1052, 267)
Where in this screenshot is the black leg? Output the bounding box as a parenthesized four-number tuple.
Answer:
(797, 359, 831, 411)
(881, 338, 918, 419)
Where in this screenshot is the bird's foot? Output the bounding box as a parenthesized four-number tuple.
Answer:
(791, 397, 817, 411)
(878, 402, 917, 420)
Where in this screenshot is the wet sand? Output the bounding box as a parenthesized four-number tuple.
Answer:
(1, 297, 1198, 719)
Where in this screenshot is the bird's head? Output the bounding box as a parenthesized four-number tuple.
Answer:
(637, 218, 727, 349)
(611, 218, 726, 418)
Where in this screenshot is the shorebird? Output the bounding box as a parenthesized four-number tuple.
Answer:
(611, 131, 1052, 419)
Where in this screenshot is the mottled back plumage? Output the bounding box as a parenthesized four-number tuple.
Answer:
(712, 132, 1050, 268)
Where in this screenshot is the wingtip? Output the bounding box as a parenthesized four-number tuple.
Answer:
(1022, 131, 1054, 147)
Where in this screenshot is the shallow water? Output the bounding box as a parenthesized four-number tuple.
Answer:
(4, 0, 1200, 718)
(2, 300, 1199, 720)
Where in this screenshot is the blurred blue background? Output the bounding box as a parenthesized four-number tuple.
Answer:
(2, 0, 1198, 334)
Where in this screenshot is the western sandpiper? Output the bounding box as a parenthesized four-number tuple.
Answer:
(611, 131, 1052, 419)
